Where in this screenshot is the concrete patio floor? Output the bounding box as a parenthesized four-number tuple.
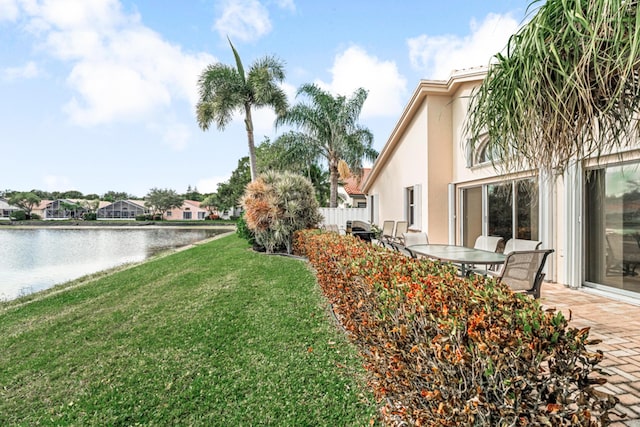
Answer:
(540, 282, 640, 426)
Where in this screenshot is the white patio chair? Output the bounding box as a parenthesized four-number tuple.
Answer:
(485, 249, 554, 299)
(378, 220, 395, 248)
(399, 232, 429, 258)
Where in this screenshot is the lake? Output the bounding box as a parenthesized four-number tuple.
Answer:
(0, 227, 228, 301)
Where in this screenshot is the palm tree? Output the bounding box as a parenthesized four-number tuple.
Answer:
(275, 83, 378, 207)
(465, 0, 640, 177)
(196, 39, 288, 181)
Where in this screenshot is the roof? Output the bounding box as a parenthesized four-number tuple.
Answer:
(342, 169, 371, 196)
(362, 68, 488, 193)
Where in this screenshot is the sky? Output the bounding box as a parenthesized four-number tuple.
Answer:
(0, 0, 536, 198)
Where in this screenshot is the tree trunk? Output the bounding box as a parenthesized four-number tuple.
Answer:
(329, 157, 339, 208)
(245, 103, 258, 181)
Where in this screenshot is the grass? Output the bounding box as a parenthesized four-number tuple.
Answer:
(0, 234, 378, 426)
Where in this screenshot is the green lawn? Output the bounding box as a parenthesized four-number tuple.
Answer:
(0, 234, 377, 426)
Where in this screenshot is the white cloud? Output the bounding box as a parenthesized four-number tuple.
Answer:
(214, 0, 271, 43)
(197, 175, 230, 193)
(271, 0, 295, 12)
(408, 13, 520, 79)
(315, 46, 408, 119)
(16, 0, 215, 129)
(2, 61, 40, 81)
(0, 0, 19, 22)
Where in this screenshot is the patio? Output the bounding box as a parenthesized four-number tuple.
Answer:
(540, 282, 640, 426)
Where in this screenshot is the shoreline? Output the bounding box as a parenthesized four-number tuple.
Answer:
(0, 229, 236, 311)
(0, 220, 236, 230)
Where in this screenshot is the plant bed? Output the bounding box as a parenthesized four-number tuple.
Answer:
(294, 229, 620, 426)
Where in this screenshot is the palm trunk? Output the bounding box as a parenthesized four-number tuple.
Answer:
(329, 159, 339, 208)
(245, 103, 258, 181)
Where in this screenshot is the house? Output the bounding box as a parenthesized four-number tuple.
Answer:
(97, 200, 148, 219)
(42, 199, 88, 219)
(338, 168, 371, 208)
(0, 198, 20, 219)
(363, 66, 640, 300)
(164, 200, 209, 220)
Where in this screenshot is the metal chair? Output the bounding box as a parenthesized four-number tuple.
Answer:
(488, 249, 554, 299)
(399, 232, 429, 258)
(378, 220, 395, 248)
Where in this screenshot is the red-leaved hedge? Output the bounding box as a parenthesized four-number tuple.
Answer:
(293, 230, 619, 426)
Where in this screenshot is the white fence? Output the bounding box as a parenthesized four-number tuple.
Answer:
(319, 207, 369, 234)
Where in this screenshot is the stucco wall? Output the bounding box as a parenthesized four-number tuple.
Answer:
(368, 100, 429, 226)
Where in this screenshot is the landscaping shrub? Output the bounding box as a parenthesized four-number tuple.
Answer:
(241, 171, 322, 253)
(10, 210, 26, 221)
(293, 230, 619, 426)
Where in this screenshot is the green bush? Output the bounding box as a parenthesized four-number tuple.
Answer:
(293, 230, 619, 426)
(236, 214, 258, 248)
(30, 213, 41, 220)
(10, 210, 26, 221)
(83, 212, 97, 221)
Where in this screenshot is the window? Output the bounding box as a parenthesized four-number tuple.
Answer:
(586, 162, 640, 294)
(406, 186, 415, 226)
(461, 178, 538, 246)
(198, 212, 206, 220)
(183, 211, 192, 220)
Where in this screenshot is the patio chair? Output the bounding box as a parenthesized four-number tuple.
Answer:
(399, 232, 429, 258)
(485, 249, 554, 299)
(378, 220, 395, 248)
(350, 220, 374, 243)
(389, 221, 408, 248)
(503, 238, 542, 253)
(473, 235, 504, 252)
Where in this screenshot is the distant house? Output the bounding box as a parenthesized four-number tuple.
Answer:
(97, 200, 148, 220)
(0, 198, 20, 219)
(338, 168, 371, 208)
(43, 199, 87, 219)
(165, 200, 209, 220)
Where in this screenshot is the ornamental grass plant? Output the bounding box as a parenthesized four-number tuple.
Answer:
(294, 229, 619, 426)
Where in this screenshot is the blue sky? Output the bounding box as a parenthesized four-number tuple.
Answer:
(1, 0, 534, 198)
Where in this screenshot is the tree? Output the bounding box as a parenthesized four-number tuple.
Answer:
(241, 170, 322, 253)
(275, 83, 378, 207)
(196, 38, 289, 181)
(8, 192, 41, 219)
(256, 137, 331, 206)
(103, 191, 132, 202)
(184, 185, 203, 202)
(144, 188, 183, 219)
(216, 157, 252, 211)
(200, 193, 221, 218)
(466, 0, 640, 177)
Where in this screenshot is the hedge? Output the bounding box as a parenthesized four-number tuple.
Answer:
(293, 230, 619, 426)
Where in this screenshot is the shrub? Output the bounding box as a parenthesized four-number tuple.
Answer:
(241, 171, 322, 253)
(293, 230, 619, 426)
(10, 210, 26, 221)
(83, 212, 97, 221)
(236, 213, 259, 248)
(30, 213, 41, 220)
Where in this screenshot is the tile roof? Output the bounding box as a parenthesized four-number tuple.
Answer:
(342, 168, 371, 195)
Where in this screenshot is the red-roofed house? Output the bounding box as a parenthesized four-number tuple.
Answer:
(338, 168, 371, 208)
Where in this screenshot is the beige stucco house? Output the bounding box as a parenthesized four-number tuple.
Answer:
(363, 67, 640, 300)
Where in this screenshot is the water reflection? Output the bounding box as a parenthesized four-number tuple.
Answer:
(0, 228, 222, 301)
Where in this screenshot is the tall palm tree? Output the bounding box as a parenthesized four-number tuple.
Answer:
(465, 0, 640, 177)
(275, 83, 378, 207)
(196, 39, 288, 181)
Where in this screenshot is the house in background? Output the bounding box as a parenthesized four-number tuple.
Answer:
(42, 199, 88, 219)
(0, 198, 20, 219)
(363, 66, 640, 300)
(165, 200, 209, 220)
(97, 200, 147, 219)
(338, 168, 371, 208)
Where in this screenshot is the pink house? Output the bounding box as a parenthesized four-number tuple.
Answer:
(164, 200, 209, 220)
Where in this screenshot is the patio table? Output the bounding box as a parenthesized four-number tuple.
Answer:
(406, 244, 506, 276)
